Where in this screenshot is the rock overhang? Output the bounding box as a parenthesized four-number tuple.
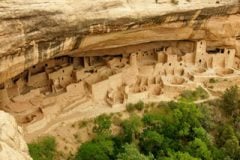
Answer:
(0, 0, 240, 83)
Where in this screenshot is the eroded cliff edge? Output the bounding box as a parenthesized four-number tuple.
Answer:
(0, 0, 240, 84)
(0, 111, 32, 160)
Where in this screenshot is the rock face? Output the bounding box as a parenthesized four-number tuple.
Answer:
(0, 111, 32, 160)
(0, 0, 240, 83)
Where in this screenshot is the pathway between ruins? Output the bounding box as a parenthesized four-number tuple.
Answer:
(25, 102, 125, 141)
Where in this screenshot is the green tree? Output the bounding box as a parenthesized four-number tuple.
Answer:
(28, 136, 56, 160)
(192, 127, 210, 144)
(180, 87, 209, 101)
(162, 152, 199, 160)
(126, 101, 144, 112)
(117, 144, 150, 160)
(140, 130, 164, 155)
(142, 111, 164, 130)
(75, 138, 114, 160)
(160, 101, 204, 141)
(210, 147, 226, 160)
(217, 125, 240, 159)
(142, 101, 211, 158)
(221, 86, 240, 118)
(93, 114, 111, 135)
(223, 136, 240, 159)
(121, 114, 143, 142)
(217, 125, 235, 146)
(187, 138, 212, 160)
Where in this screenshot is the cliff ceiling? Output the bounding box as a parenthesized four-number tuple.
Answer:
(0, 0, 240, 83)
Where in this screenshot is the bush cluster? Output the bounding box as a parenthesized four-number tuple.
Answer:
(180, 86, 209, 101)
(28, 136, 56, 160)
(126, 101, 144, 112)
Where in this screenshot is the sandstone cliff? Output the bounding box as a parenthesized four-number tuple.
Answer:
(0, 0, 240, 83)
(0, 111, 32, 160)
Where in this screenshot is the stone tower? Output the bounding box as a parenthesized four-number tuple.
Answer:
(195, 40, 207, 66)
(130, 53, 137, 66)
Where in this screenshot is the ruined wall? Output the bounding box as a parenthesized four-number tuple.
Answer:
(28, 72, 48, 88)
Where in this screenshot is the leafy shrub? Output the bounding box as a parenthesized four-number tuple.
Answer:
(28, 136, 56, 160)
(135, 101, 144, 111)
(221, 85, 240, 118)
(186, 138, 212, 160)
(93, 114, 112, 135)
(112, 115, 122, 126)
(216, 124, 240, 159)
(180, 87, 209, 101)
(117, 144, 150, 160)
(139, 130, 164, 155)
(126, 101, 145, 112)
(121, 114, 143, 142)
(209, 78, 218, 83)
(75, 138, 114, 160)
(198, 103, 217, 130)
(126, 103, 135, 112)
(162, 152, 198, 160)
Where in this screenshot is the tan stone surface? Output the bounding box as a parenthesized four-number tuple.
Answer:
(0, 111, 32, 160)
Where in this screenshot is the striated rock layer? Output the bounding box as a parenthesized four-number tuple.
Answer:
(0, 111, 32, 160)
(0, 0, 240, 83)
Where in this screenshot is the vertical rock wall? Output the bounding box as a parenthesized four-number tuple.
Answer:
(0, 111, 32, 160)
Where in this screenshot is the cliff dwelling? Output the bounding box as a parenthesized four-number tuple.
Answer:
(0, 39, 240, 134)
